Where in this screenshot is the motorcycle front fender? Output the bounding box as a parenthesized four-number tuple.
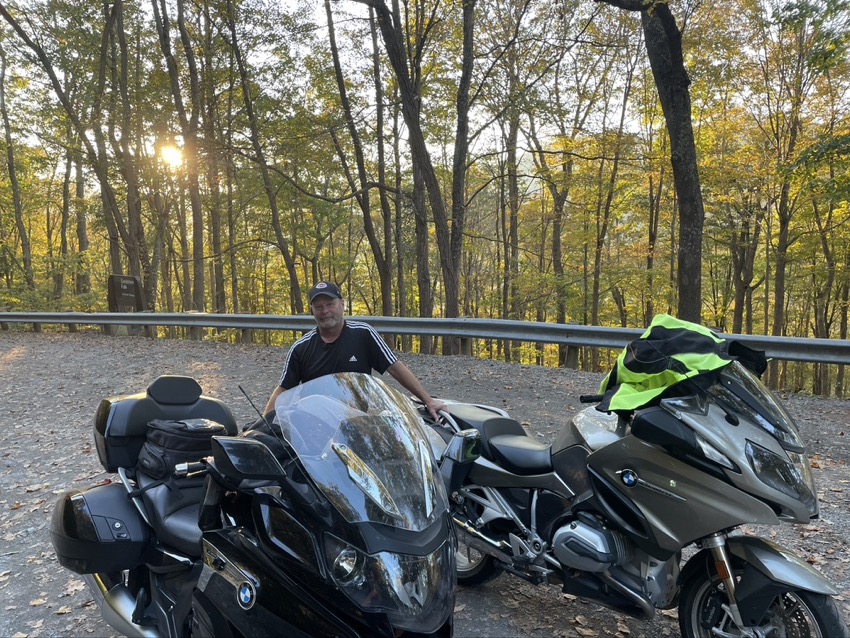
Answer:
(728, 535, 838, 596)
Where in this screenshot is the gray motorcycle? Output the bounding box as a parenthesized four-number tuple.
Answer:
(425, 358, 849, 637)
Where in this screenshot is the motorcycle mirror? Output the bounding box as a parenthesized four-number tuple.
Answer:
(440, 428, 481, 493)
(444, 428, 481, 463)
(211, 436, 286, 481)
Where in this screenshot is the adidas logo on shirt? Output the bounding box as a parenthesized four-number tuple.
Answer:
(349, 355, 358, 362)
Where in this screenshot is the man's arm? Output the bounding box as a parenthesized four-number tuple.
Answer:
(387, 361, 447, 420)
(263, 385, 285, 415)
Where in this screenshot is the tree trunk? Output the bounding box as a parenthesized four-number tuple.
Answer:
(57, 144, 72, 304)
(200, 2, 226, 316)
(392, 86, 411, 351)
(151, 0, 206, 334)
(501, 112, 522, 362)
(325, 1, 393, 315)
(0, 43, 35, 291)
(73, 155, 91, 297)
(730, 202, 763, 334)
(595, 0, 705, 322)
(115, 0, 152, 308)
(222, 0, 302, 311)
(353, 0, 474, 353)
(810, 195, 836, 396)
(645, 170, 662, 326)
(639, 6, 704, 322)
(370, 8, 395, 318)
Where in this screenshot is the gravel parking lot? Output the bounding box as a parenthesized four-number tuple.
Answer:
(1, 331, 848, 637)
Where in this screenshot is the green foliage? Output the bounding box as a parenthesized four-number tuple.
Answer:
(0, 0, 849, 397)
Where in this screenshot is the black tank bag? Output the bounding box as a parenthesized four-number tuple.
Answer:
(136, 418, 226, 481)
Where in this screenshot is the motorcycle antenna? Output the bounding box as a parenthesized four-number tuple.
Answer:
(238, 384, 267, 423)
(237, 385, 295, 462)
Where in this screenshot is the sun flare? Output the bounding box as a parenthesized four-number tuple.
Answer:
(160, 144, 183, 169)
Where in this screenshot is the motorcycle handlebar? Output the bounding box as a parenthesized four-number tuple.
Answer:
(174, 460, 208, 478)
(579, 394, 604, 404)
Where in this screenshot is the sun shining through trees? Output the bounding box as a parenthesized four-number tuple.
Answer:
(160, 144, 183, 170)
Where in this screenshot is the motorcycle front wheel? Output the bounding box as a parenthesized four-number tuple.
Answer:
(678, 551, 849, 638)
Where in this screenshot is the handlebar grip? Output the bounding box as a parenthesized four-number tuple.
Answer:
(579, 394, 604, 404)
(174, 460, 208, 478)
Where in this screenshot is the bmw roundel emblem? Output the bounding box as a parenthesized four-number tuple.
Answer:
(620, 469, 638, 487)
(237, 581, 256, 610)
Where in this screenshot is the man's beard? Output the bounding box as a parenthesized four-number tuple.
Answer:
(317, 316, 341, 330)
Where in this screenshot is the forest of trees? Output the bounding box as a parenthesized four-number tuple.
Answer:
(0, 0, 848, 391)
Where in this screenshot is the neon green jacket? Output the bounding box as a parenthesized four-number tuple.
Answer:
(598, 314, 767, 413)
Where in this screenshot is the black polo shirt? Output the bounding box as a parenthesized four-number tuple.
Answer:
(278, 320, 397, 389)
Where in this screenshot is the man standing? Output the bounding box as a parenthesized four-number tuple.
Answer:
(263, 281, 446, 420)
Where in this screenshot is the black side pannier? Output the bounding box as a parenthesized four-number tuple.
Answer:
(137, 418, 226, 479)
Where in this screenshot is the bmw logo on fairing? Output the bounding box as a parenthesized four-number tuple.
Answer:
(620, 469, 638, 487)
(238, 581, 256, 610)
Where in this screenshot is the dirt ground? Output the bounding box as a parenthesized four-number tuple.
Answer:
(1, 331, 848, 637)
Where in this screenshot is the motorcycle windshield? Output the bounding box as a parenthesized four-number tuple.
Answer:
(711, 361, 807, 451)
(273, 373, 448, 532)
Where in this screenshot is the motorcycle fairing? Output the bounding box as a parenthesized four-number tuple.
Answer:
(262, 373, 455, 635)
(194, 530, 364, 638)
(253, 476, 456, 634)
(586, 436, 780, 555)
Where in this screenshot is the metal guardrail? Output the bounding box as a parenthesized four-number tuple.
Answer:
(1, 311, 849, 366)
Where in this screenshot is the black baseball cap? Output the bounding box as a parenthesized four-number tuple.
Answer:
(308, 281, 343, 302)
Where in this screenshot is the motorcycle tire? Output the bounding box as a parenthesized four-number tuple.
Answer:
(455, 529, 500, 587)
(678, 550, 849, 638)
(454, 488, 501, 587)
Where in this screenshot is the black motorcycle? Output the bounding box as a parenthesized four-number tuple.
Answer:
(50, 372, 458, 637)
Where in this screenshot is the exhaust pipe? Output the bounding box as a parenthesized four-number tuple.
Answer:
(83, 573, 160, 638)
(453, 516, 513, 564)
(453, 517, 655, 620)
(598, 570, 655, 620)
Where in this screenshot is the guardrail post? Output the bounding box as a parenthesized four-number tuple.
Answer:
(460, 337, 472, 356)
(565, 344, 579, 369)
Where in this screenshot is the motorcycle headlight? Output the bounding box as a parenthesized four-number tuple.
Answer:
(745, 440, 818, 518)
(324, 534, 455, 633)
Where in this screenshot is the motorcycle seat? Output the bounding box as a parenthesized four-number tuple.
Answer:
(487, 434, 553, 475)
(136, 472, 204, 557)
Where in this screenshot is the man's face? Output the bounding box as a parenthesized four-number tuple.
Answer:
(310, 295, 344, 330)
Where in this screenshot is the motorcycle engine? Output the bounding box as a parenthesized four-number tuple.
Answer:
(552, 514, 631, 572)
